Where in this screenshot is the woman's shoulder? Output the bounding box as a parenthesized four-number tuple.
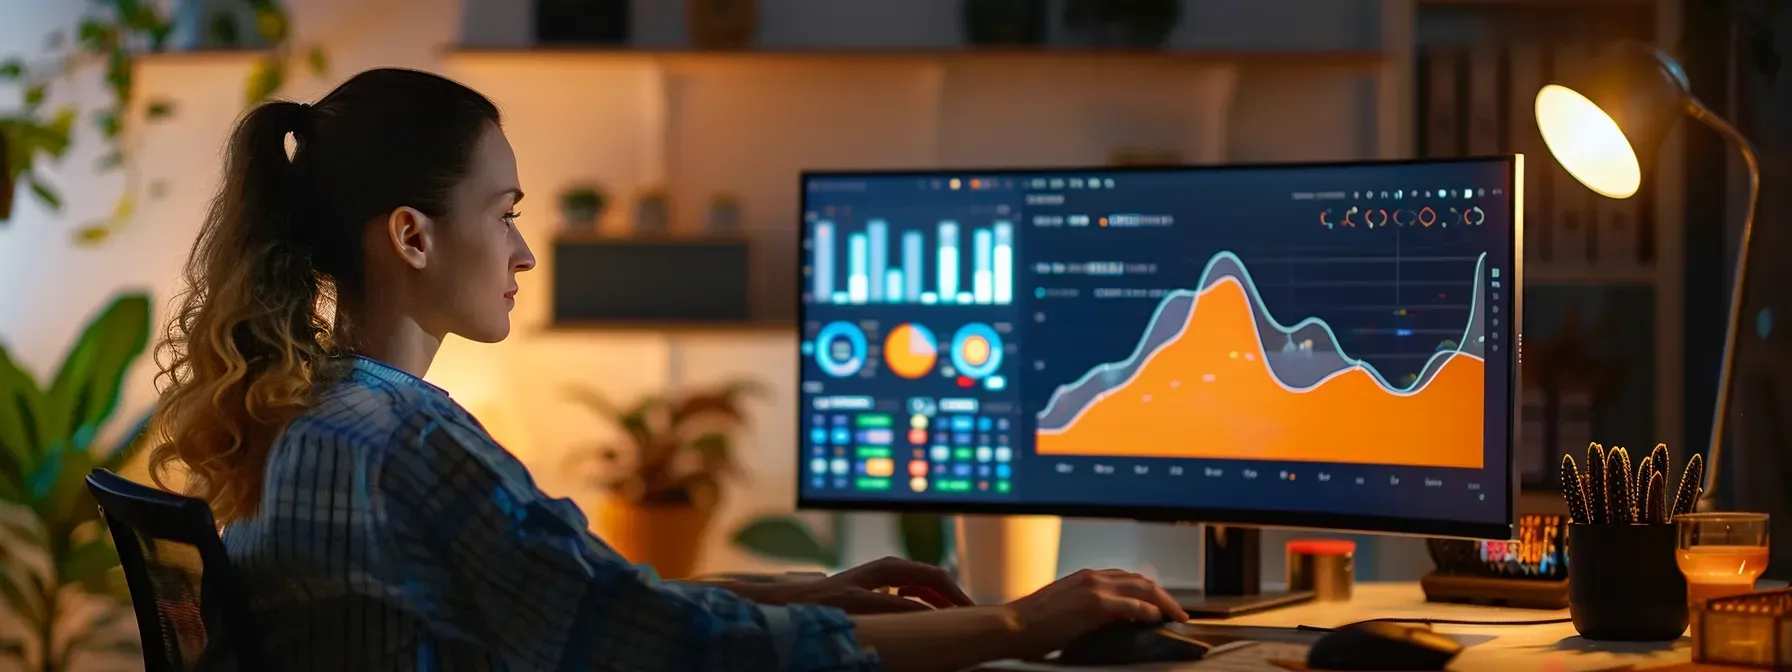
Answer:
(279, 358, 468, 453)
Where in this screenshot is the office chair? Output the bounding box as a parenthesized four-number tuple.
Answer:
(85, 468, 262, 671)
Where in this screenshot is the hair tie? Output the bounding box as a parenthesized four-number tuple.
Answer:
(291, 102, 316, 138)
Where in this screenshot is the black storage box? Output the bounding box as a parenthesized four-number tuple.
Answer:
(551, 237, 753, 326)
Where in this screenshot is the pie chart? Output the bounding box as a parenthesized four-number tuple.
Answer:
(883, 323, 939, 379)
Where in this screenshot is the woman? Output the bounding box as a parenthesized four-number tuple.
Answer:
(148, 67, 1186, 671)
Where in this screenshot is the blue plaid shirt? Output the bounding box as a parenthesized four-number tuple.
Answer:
(223, 356, 880, 671)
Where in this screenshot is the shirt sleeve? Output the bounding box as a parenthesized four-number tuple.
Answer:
(369, 410, 882, 672)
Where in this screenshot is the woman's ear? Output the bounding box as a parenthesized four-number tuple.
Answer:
(384, 206, 436, 269)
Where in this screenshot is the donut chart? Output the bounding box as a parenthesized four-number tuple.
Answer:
(815, 321, 868, 378)
(883, 323, 939, 379)
(951, 323, 1004, 379)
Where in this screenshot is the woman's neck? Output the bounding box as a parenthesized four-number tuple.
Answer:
(342, 303, 441, 378)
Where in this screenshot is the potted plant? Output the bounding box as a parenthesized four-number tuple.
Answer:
(732, 512, 951, 570)
(0, 0, 324, 242)
(704, 192, 741, 233)
(635, 187, 672, 234)
(559, 185, 607, 231)
(569, 380, 764, 578)
(0, 293, 156, 670)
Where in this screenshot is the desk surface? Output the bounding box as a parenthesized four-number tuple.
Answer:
(978, 582, 1690, 671)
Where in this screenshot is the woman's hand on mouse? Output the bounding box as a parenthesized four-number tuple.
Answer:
(1006, 569, 1189, 655)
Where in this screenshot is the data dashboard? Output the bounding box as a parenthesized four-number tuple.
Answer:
(797, 159, 1520, 534)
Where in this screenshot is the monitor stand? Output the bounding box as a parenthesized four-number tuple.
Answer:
(1167, 526, 1315, 618)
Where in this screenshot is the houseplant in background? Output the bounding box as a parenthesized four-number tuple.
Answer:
(558, 185, 607, 232)
(0, 0, 326, 244)
(634, 187, 672, 234)
(731, 512, 952, 570)
(569, 380, 764, 579)
(0, 293, 156, 670)
(703, 192, 741, 234)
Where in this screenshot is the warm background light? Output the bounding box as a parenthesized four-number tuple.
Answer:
(1534, 84, 1643, 199)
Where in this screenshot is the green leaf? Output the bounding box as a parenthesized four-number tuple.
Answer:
(244, 55, 284, 104)
(897, 513, 948, 566)
(730, 516, 837, 566)
(0, 60, 22, 79)
(43, 294, 152, 456)
(32, 444, 94, 525)
(60, 604, 134, 662)
(0, 568, 43, 628)
(0, 346, 46, 501)
(1, 519, 42, 546)
(95, 109, 120, 141)
(27, 173, 61, 212)
(306, 45, 328, 75)
(145, 99, 174, 120)
(254, 6, 289, 42)
(689, 432, 740, 478)
(23, 84, 45, 110)
(59, 539, 120, 588)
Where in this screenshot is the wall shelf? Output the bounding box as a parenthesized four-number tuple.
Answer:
(543, 320, 795, 334)
(445, 47, 1387, 73)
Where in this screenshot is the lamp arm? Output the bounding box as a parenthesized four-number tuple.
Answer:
(1686, 100, 1761, 509)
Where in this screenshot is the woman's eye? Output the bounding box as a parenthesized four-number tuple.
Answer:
(502, 210, 521, 226)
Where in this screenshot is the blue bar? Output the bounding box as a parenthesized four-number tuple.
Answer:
(814, 221, 834, 303)
(867, 219, 887, 302)
(938, 221, 959, 300)
(902, 231, 923, 304)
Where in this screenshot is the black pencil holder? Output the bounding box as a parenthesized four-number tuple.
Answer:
(1568, 523, 1689, 641)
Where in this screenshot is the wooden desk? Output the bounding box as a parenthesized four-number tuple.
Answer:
(978, 582, 1691, 671)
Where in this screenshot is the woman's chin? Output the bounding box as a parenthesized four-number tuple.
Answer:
(457, 320, 512, 344)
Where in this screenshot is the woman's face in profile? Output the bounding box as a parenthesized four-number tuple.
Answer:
(421, 123, 536, 343)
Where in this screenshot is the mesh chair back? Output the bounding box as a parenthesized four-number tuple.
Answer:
(85, 468, 261, 671)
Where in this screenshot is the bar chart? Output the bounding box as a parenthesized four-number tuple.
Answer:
(812, 219, 1015, 305)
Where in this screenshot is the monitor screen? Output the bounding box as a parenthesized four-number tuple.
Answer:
(797, 158, 1521, 539)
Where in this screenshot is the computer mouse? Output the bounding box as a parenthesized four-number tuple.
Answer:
(1056, 621, 1209, 666)
(1307, 622, 1463, 671)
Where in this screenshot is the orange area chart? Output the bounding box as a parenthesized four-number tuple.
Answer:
(1034, 277, 1485, 469)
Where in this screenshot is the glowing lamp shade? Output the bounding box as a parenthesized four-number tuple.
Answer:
(1530, 42, 1764, 511)
(1535, 84, 1643, 199)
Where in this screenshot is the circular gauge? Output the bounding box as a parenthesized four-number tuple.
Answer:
(1417, 206, 1437, 228)
(1393, 209, 1416, 227)
(1365, 209, 1388, 228)
(1464, 206, 1486, 226)
(884, 323, 940, 379)
(950, 323, 1004, 379)
(814, 321, 868, 378)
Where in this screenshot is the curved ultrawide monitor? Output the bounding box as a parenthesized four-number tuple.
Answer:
(796, 157, 1522, 540)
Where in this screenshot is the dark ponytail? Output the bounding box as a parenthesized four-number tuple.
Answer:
(149, 68, 500, 523)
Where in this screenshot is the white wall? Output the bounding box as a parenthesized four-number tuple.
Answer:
(0, 0, 1408, 593)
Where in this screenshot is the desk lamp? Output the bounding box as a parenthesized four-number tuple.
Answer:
(1533, 42, 1760, 509)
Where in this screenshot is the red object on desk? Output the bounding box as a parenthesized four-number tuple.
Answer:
(1287, 539, 1357, 556)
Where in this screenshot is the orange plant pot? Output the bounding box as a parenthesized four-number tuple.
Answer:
(592, 494, 715, 579)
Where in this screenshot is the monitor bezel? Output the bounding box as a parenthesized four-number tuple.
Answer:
(794, 156, 1523, 541)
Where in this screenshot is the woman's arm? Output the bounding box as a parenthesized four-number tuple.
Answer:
(851, 607, 1031, 672)
(373, 419, 881, 671)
